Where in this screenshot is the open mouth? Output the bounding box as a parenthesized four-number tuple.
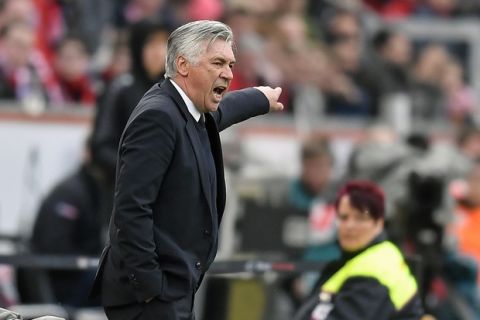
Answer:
(213, 85, 227, 96)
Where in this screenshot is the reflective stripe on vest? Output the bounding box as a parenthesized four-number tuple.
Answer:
(321, 241, 418, 310)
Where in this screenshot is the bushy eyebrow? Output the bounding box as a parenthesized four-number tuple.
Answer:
(211, 56, 236, 65)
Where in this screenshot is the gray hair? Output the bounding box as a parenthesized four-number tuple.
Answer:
(165, 20, 233, 78)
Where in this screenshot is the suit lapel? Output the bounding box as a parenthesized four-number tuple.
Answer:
(161, 80, 215, 217)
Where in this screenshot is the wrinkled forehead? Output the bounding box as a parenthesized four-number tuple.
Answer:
(203, 39, 235, 60)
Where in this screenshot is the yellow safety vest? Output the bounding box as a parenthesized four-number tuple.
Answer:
(321, 241, 418, 310)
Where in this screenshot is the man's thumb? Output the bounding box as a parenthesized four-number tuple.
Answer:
(274, 87, 282, 97)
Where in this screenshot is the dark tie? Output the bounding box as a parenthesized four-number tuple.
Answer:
(197, 114, 219, 263)
(196, 113, 217, 206)
(199, 114, 206, 127)
(197, 114, 208, 147)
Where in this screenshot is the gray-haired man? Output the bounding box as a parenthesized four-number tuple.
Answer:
(91, 20, 283, 320)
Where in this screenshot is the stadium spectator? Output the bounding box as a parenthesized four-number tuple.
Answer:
(0, 20, 61, 108)
(226, 9, 281, 92)
(261, 12, 317, 113)
(101, 38, 130, 81)
(294, 180, 424, 320)
(445, 158, 480, 317)
(29, 139, 105, 307)
(361, 28, 413, 117)
(283, 136, 341, 312)
(440, 58, 478, 126)
(321, 10, 374, 117)
(289, 136, 338, 213)
(53, 35, 96, 107)
(410, 44, 449, 120)
(449, 158, 480, 285)
(0, 0, 65, 64)
(91, 18, 171, 183)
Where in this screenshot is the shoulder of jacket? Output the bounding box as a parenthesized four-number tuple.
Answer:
(125, 93, 182, 132)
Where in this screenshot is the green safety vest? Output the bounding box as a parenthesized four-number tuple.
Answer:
(321, 241, 418, 310)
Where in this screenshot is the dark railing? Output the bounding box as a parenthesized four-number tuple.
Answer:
(0, 253, 326, 274)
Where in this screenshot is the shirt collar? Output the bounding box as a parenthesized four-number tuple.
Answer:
(169, 79, 201, 122)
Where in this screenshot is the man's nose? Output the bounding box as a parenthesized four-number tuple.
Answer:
(221, 66, 233, 80)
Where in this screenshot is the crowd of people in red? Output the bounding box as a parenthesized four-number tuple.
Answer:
(0, 0, 478, 125)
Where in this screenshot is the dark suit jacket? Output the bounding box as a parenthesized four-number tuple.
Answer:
(92, 80, 269, 306)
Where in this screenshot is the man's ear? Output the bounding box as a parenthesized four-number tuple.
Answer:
(176, 56, 189, 77)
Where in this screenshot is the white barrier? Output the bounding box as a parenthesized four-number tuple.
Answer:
(0, 108, 91, 239)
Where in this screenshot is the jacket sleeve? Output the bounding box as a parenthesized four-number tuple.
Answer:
(326, 277, 396, 320)
(213, 88, 270, 131)
(113, 107, 175, 302)
(31, 193, 81, 254)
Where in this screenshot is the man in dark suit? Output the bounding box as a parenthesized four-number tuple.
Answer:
(91, 20, 284, 320)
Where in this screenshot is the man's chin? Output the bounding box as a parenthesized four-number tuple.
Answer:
(207, 102, 221, 112)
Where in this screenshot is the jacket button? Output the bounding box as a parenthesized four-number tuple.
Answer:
(195, 261, 202, 270)
(203, 229, 211, 236)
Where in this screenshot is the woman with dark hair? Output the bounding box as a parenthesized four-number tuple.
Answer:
(294, 181, 424, 320)
(91, 18, 173, 184)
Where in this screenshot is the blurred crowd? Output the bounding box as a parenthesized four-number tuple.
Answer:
(2, 0, 480, 319)
(0, 0, 479, 126)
